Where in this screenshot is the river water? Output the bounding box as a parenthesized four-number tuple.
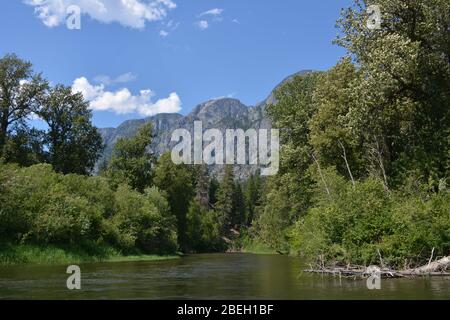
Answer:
(0, 254, 448, 300)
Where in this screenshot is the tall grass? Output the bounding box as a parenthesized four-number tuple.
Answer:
(0, 243, 180, 266)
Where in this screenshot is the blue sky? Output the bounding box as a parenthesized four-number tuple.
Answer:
(0, 0, 353, 128)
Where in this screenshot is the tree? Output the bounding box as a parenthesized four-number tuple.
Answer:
(336, 0, 450, 186)
(264, 73, 320, 218)
(252, 73, 321, 250)
(245, 173, 262, 226)
(209, 176, 220, 206)
(253, 178, 292, 252)
(1, 126, 45, 166)
(186, 200, 223, 253)
(153, 152, 194, 252)
(106, 122, 155, 192)
(309, 58, 364, 180)
(215, 165, 235, 234)
(39, 85, 103, 175)
(112, 185, 178, 254)
(232, 182, 246, 228)
(0, 54, 48, 155)
(194, 164, 210, 211)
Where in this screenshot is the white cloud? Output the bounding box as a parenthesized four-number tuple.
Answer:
(159, 30, 169, 37)
(200, 8, 223, 17)
(196, 20, 209, 30)
(159, 19, 179, 37)
(93, 72, 137, 85)
(24, 0, 177, 29)
(72, 77, 104, 100)
(196, 8, 224, 30)
(72, 77, 181, 117)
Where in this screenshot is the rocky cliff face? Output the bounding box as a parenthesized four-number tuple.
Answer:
(98, 70, 312, 179)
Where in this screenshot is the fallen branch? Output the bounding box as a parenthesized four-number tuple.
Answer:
(304, 256, 450, 279)
(402, 256, 450, 275)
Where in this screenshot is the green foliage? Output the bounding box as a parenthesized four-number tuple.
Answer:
(154, 152, 194, 251)
(0, 162, 178, 256)
(253, 0, 450, 269)
(109, 185, 177, 254)
(215, 165, 248, 233)
(336, 0, 450, 185)
(0, 54, 48, 155)
(1, 127, 45, 166)
(186, 201, 224, 253)
(291, 169, 450, 269)
(252, 177, 293, 252)
(39, 85, 104, 175)
(309, 58, 364, 178)
(106, 123, 155, 192)
(251, 74, 320, 249)
(0, 54, 103, 174)
(244, 173, 262, 226)
(2, 0, 450, 268)
(232, 183, 246, 227)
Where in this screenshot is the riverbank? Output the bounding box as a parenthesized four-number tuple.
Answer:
(0, 243, 181, 266)
(239, 242, 279, 255)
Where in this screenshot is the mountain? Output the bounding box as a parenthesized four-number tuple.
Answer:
(98, 70, 312, 178)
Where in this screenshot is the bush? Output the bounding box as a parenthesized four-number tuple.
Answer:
(110, 185, 177, 254)
(186, 201, 224, 253)
(291, 169, 450, 269)
(0, 163, 178, 255)
(0, 164, 60, 242)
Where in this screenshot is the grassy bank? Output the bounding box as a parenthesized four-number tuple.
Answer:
(0, 243, 180, 266)
(240, 241, 278, 255)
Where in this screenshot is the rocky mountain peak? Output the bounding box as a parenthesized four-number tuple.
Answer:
(98, 70, 313, 178)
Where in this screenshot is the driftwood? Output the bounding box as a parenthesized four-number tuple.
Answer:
(304, 256, 450, 279)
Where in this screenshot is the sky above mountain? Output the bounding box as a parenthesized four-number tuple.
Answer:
(1, 0, 352, 128)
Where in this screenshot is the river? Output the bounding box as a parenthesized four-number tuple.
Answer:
(0, 254, 448, 299)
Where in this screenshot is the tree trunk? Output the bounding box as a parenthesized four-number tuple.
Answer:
(338, 140, 355, 187)
(305, 256, 450, 278)
(403, 256, 450, 275)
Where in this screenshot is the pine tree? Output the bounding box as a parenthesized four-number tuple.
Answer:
(209, 177, 219, 206)
(245, 173, 261, 226)
(215, 165, 235, 234)
(232, 182, 246, 228)
(194, 164, 210, 211)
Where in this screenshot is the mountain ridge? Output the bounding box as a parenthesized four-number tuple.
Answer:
(98, 70, 313, 178)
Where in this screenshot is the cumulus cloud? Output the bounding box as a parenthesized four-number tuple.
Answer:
(72, 77, 181, 117)
(24, 0, 177, 29)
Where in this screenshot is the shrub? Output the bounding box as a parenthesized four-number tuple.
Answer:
(291, 169, 450, 269)
(0, 163, 178, 255)
(186, 201, 224, 253)
(110, 185, 177, 254)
